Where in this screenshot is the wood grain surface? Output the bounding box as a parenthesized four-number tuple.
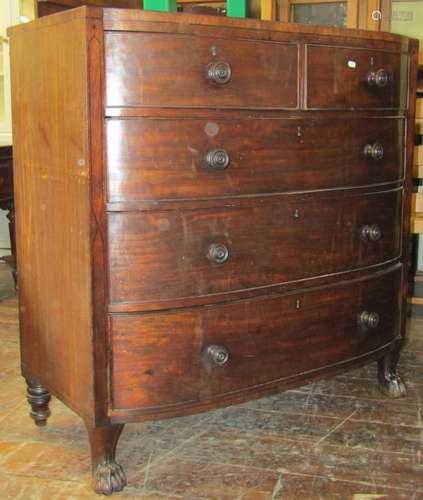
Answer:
(105, 32, 298, 109)
(110, 266, 401, 413)
(108, 189, 402, 305)
(106, 116, 404, 202)
(9, 14, 94, 419)
(306, 45, 408, 110)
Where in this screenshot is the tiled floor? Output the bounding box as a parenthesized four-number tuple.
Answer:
(1, 262, 423, 498)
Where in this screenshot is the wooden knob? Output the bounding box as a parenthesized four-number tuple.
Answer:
(367, 69, 390, 88)
(206, 344, 230, 366)
(363, 142, 384, 161)
(207, 243, 229, 264)
(207, 62, 232, 84)
(205, 149, 230, 170)
(361, 224, 382, 242)
(359, 311, 380, 329)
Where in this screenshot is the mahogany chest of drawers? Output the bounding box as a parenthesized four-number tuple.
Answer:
(9, 7, 418, 494)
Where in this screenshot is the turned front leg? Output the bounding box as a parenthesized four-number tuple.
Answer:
(378, 343, 406, 398)
(85, 422, 127, 495)
(26, 378, 51, 426)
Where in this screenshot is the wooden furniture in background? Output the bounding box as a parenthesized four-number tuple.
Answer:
(412, 67, 423, 233)
(0, 145, 15, 286)
(36, 0, 245, 17)
(410, 64, 423, 306)
(36, 0, 140, 17)
(279, 0, 391, 28)
(34, 0, 399, 23)
(9, 7, 418, 495)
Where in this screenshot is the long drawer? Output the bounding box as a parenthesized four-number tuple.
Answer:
(306, 45, 408, 109)
(109, 266, 401, 411)
(105, 33, 298, 109)
(107, 117, 404, 202)
(108, 189, 402, 304)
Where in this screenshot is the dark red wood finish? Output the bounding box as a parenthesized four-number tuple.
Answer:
(36, 0, 140, 18)
(8, 7, 418, 495)
(110, 266, 401, 413)
(305, 45, 408, 110)
(108, 189, 402, 305)
(106, 117, 404, 202)
(105, 32, 299, 108)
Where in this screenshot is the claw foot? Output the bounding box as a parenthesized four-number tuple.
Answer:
(85, 422, 126, 495)
(378, 370, 407, 398)
(93, 460, 127, 495)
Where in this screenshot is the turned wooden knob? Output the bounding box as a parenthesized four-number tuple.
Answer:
(207, 243, 229, 264)
(205, 149, 230, 170)
(206, 344, 230, 366)
(361, 224, 382, 241)
(207, 61, 232, 84)
(363, 142, 384, 161)
(359, 311, 380, 329)
(367, 69, 390, 88)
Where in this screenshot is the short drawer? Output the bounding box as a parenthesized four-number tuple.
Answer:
(107, 117, 404, 202)
(306, 45, 408, 109)
(109, 267, 401, 411)
(108, 189, 402, 304)
(105, 33, 298, 109)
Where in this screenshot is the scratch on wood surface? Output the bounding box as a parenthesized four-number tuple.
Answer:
(352, 495, 387, 499)
(417, 394, 422, 428)
(417, 394, 423, 467)
(271, 474, 284, 499)
(314, 409, 358, 448)
(142, 452, 153, 495)
(304, 382, 316, 411)
(138, 416, 218, 474)
(0, 400, 26, 425)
